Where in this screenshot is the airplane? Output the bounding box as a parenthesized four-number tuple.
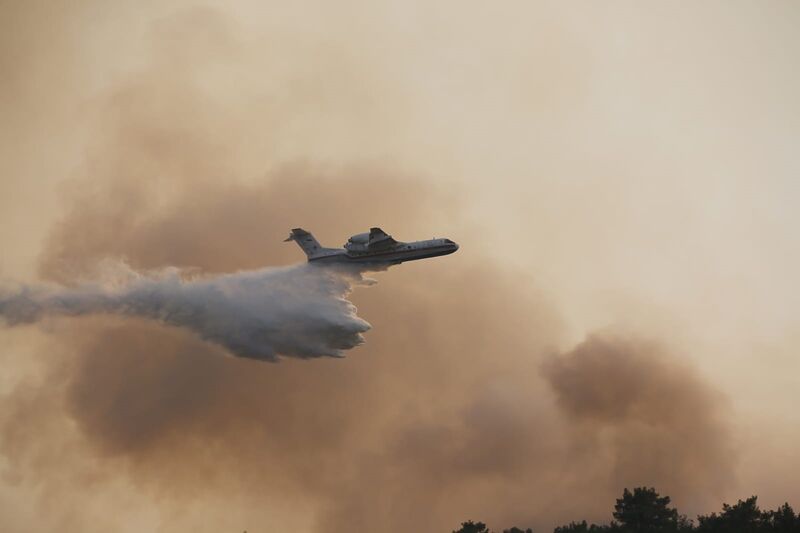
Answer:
(284, 227, 459, 265)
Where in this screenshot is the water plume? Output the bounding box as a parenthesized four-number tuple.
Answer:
(0, 262, 371, 361)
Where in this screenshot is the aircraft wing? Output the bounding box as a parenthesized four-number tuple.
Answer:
(368, 227, 397, 248)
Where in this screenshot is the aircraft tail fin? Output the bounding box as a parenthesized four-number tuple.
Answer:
(284, 228, 325, 259)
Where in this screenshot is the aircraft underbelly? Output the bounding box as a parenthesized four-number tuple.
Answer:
(310, 245, 455, 264)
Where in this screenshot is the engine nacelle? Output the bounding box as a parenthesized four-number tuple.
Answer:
(348, 233, 370, 244)
(344, 232, 370, 252)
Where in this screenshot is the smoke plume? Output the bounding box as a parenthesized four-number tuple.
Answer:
(0, 263, 371, 361)
(0, 160, 735, 532)
(542, 334, 734, 505)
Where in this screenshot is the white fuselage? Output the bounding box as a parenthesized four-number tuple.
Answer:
(311, 238, 459, 265)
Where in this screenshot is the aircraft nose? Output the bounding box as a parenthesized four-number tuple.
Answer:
(444, 238, 459, 253)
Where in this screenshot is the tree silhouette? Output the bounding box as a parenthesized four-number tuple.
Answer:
(696, 496, 765, 532)
(452, 488, 800, 533)
(553, 520, 609, 532)
(454, 520, 492, 533)
(612, 487, 689, 532)
(765, 503, 800, 532)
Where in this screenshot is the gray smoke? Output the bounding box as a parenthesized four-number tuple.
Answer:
(0, 262, 371, 361)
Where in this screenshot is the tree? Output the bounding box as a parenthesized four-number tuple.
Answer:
(764, 503, 799, 533)
(453, 489, 800, 533)
(696, 496, 766, 533)
(554, 520, 610, 532)
(453, 520, 492, 533)
(612, 487, 688, 532)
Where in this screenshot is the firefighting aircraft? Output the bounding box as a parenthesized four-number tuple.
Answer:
(285, 227, 458, 265)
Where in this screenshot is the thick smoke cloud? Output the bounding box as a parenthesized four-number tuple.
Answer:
(543, 334, 734, 504)
(0, 4, 739, 533)
(0, 164, 735, 533)
(0, 263, 370, 360)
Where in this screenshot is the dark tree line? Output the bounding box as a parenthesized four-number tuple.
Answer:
(453, 487, 800, 533)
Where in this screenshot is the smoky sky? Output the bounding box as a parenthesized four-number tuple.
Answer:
(0, 168, 735, 533)
(0, 4, 744, 533)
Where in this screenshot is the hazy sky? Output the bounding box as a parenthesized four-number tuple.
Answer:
(1, 2, 799, 532)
